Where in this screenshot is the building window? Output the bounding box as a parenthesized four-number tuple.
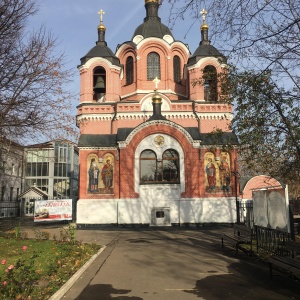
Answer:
(173, 55, 181, 83)
(203, 65, 218, 102)
(1, 186, 5, 201)
(162, 149, 179, 182)
(16, 188, 19, 201)
(93, 67, 106, 101)
(147, 52, 160, 80)
(10, 187, 13, 202)
(140, 149, 179, 184)
(126, 56, 134, 85)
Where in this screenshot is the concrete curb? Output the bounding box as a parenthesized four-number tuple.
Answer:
(48, 245, 107, 300)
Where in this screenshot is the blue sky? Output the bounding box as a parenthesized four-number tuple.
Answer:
(29, 0, 205, 109)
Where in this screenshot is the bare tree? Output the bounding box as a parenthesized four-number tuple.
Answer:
(166, 0, 299, 84)
(0, 0, 77, 144)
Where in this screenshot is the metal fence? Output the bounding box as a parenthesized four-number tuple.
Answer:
(0, 202, 24, 218)
(255, 226, 292, 254)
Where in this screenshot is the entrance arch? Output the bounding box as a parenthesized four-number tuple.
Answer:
(134, 134, 184, 225)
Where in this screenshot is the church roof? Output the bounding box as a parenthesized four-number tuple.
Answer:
(80, 43, 120, 66)
(133, 21, 173, 40)
(78, 129, 238, 148)
(188, 14, 226, 65)
(132, 0, 174, 40)
(80, 9, 120, 66)
(78, 134, 117, 148)
(188, 44, 226, 65)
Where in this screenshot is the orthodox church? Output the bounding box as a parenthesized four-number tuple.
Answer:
(76, 0, 239, 227)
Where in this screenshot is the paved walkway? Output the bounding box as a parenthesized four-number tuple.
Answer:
(60, 226, 299, 300)
(2, 219, 299, 299)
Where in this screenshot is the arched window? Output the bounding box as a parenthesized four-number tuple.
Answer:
(126, 56, 134, 85)
(203, 65, 218, 102)
(140, 149, 179, 184)
(162, 149, 179, 182)
(93, 67, 106, 101)
(173, 55, 181, 83)
(147, 52, 160, 80)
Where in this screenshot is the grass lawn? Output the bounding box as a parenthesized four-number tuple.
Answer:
(0, 226, 101, 300)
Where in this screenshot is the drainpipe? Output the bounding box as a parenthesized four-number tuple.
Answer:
(192, 101, 200, 132)
(179, 198, 181, 227)
(111, 102, 118, 134)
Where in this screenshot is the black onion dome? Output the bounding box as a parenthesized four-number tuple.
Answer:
(188, 24, 226, 65)
(132, 0, 174, 40)
(80, 13, 120, 66)
(80, 42, 120, 66)
(133, 21, 173, 39)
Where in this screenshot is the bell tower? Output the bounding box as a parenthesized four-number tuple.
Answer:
(77, 9, 121, 104)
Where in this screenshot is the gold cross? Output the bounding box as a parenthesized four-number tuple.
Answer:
(153, 77, 160, 89)
(98, 9, 105, 23)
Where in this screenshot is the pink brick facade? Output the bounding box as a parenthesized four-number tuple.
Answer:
(76, 0, 239, 226)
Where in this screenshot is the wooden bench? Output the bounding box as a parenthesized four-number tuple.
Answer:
(221, 224, 254, 254)
(268, 241, 300, 279)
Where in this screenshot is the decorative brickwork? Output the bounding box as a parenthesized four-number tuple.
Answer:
(76, 2, 239, 225)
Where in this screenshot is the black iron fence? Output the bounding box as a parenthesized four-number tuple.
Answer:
(290, 197, 300, 215)
(0, 202, 24, 218)
(255, 226, 292, 254)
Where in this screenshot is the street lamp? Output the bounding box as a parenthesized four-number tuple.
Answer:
(232, 171, 241, 224)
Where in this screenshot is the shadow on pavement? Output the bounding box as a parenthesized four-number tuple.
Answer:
(184, 261, 300, 300)
(77, 284, 143, 300)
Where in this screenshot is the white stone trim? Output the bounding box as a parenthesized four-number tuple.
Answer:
(78, 57, 122, 71)
(121, 89, 187, 100)
(163, 35, 174, 44)
(125, 120, 196, 146)
(187, 57, 223, 70)
(134, 37, 190, 55)
(76, 112, 232, 123)
(78, 147, 116, 150)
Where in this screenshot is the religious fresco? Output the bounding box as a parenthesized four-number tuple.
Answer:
(204, 152, 231, 193)
(219, 152, 231, 192)
(87, 154, 114, 194)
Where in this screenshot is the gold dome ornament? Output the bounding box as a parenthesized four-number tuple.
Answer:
(145, 0, 160, 4)
(200, 23, 209, 30)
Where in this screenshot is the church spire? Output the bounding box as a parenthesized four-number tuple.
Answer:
(148, 77, 166, 121)
(200, 8, 210, 45)
(144, 0, 161, 22)
(97, 9, 107, 45)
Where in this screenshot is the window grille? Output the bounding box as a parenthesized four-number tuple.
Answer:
(147, 52, 160, 80)
(173, 55, 181, 83)
(126, 56, 134, 85)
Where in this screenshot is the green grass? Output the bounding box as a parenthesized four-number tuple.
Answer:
(0, 235, 101, 299)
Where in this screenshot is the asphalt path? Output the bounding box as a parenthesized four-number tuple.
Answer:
(61, 226, 300, 300)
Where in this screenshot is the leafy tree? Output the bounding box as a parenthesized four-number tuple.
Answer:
(0, 0, 77, 144)
(165, 0, 300, 193)
(222, 68, 300, 185)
